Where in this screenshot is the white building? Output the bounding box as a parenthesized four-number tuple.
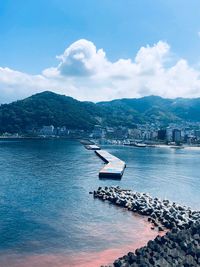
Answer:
(39, 125, 54, 136)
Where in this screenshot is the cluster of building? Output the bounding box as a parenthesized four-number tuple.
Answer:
(138, 123, 200, 144)
(2, 122, 199, 145)
(35, 122, 200, 145)
(37, 125, 89, 138)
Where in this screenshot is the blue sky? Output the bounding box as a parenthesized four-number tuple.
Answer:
(1, 0, 200, 73)
(0, 0, 200, 102)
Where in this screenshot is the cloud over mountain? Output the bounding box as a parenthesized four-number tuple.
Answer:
(0, 39, 200, 103)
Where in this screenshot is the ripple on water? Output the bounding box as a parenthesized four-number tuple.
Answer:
(0, 140, 199, 266)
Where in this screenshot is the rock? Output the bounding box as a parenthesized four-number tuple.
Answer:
(114, 259, 123, 267)
(94, 186, 200, 267)
(158, 226, 164, 232)
(111, 221, 200, 267)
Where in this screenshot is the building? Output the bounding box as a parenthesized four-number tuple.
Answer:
(166, 127, 173, 142)
(142, 130, 151, 140)
(39, 125, 54, 136)
(92, 125, 105, 139)
(57, 126, 69, 136)
(195, 130, 200, 139)
(157, 129, 166, 141)
(172, 129, 182, 143)
(114, 127, 128, 139)
(128, 128, 141, 139)
(150, 131, 158, 140)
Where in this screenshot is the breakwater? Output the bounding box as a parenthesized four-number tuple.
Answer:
(94, 187, 200, 231)
(95, 150, 126, 179)
(113, 222, 200, 267)
(85, 144, 101, 150)
(94, 187, 200, 267)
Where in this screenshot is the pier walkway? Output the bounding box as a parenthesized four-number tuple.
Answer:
(95, 150, 126, 179)
(85, 144, 101, 150)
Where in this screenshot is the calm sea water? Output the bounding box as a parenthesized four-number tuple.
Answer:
(0, 140, 199, 267)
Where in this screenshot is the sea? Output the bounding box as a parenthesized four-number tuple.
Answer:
(0, 139, 199, 267)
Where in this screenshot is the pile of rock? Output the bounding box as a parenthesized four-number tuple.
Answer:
(94, 187, 200, 267)
(94, 186, 200, 231)
(113, 222, 200, 267)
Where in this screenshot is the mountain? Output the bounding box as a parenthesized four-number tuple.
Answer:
(0, 91, 100, 133)
(97, 96, 200, 124)
(0, 91, 200, 134)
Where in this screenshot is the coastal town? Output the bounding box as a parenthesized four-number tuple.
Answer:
(1, 122, 200, 146)
(1, 1, 200, 267)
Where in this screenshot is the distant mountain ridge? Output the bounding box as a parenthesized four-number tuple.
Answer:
(0, 91, 200, 133)
(97, 95, 200, 123)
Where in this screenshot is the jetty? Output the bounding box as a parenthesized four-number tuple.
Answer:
(95, 150, 126, 178)
(94, 187, 200, 267)
(79, 139, 94, 145)
(85, 144, 101, 150)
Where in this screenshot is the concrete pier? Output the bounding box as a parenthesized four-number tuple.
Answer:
(85, 144, 101, 150)
(95, 150, 126, 178)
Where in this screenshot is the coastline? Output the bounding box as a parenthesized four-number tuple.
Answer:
(1, 137, 200, 150)
(0, 224, 162, 267)
(94, 187, 200, 267)
(0, 139, 200, 267)
(153, 144, 200, 150)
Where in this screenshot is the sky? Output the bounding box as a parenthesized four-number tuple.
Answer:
(1, 0, 200, 103)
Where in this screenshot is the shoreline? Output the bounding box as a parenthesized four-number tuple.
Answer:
(112, 223, 200, 267)
(0, 220, 163, 267)
(94, 187, 200, 267)
(0, 137, 200, 148)
(1, 137, 200, 151)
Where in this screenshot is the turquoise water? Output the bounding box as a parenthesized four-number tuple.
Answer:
(0, 140, 199, 266)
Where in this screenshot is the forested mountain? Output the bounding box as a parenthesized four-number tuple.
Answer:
(0, 91, 200, 133)
(97, 96, 200, 124)
(0, 92, 99, 133)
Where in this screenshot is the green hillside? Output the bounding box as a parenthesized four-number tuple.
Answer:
(0, 91, 200, 134)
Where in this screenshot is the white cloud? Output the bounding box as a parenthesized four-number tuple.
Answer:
(135, 41, 170, 75)
(58, 39, 108, 77)
(0, 39, 200, 103)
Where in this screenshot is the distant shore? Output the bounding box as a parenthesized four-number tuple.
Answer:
(0, 136, 79, 140)
(153, 144, 200, 150)
(1, 136, 200, 150)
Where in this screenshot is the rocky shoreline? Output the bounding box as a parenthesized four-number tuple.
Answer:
(113, 222, 200, 267)
(93, 186, 200, 267)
